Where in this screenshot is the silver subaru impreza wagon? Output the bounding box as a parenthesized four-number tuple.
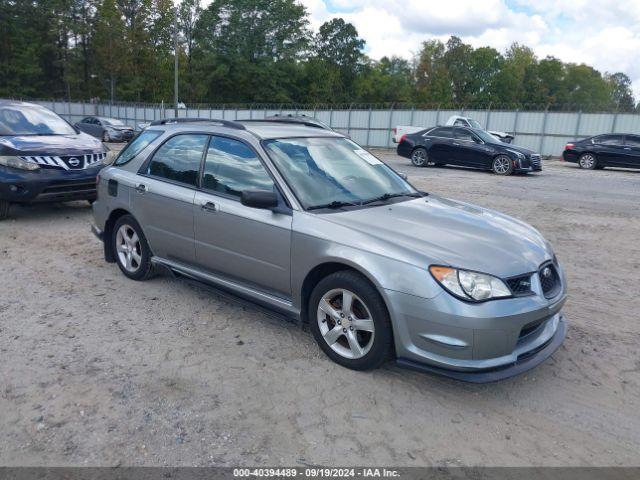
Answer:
(91, 118, 567, 382)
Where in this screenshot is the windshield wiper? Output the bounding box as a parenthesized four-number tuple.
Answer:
(360, 192, 424, 205)
(307, 200, 359, 211)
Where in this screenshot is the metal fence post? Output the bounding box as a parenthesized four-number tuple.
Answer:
(366, 106, 372, 148)
(409, 105, 415, 126)
(513, 108, 519, 136)
(611, 102, 620, 133)
(539, 104, 550, 155)
(347, 103, 353, 138)
(435, 104, 441, 125)
(329, 106, 333, 129)
(387, 103, 395, 148)
(486, 103, 492, 130)
(574, 110, 582, 139)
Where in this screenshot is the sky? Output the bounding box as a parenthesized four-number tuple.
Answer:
(298, 0, 640, 99)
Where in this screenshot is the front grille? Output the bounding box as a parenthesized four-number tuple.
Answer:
(20, 153, 106, 170)
(530, 154, 542, 168)
(41, 180, 96, 194)
(506, 274, 534, 297)
(539, 262, 561, 299)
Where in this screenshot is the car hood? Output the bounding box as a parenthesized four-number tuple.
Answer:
(488, 130, 513, 138)
(499, 143, 537, 156)
(321, 196, 552, 278)
(0, 132, 104, 156)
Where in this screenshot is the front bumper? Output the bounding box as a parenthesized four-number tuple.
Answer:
(108, 130, 135, 142)
(0, 164, 103, 203)
(398, 315, 566, 383)
(385, 284, 567, 383)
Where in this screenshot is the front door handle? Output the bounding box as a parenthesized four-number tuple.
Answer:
(201, 201, 217, 212)
(135, 184, 147, 194)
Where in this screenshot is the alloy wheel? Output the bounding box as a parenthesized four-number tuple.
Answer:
(316, 288, 375, 359)
(115, 224, 142, 273)
(493, 156, 511, 174)
(579, 154, 596, 169)
(411, 149, 427, 167)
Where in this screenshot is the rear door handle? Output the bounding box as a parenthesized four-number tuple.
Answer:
(201, 201, 217, 212)
(135, 183, 147, 194)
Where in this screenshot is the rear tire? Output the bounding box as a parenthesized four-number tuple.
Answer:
(309, 271, 393, 371)
(112, 215, 154, 281)
(492, 155, 514, 175)
(0, 200, 10, 220)
(578, 153, 597, 169)
(411, 148, 429, 167)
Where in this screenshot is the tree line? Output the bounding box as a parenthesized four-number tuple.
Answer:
(0, 0, 637, 112)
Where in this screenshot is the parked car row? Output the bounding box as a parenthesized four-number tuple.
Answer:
(393, 115, 514, 144)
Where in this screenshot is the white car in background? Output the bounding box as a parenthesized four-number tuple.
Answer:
(393, 115, 514, 144)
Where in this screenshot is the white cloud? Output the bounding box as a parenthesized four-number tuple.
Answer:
(300, 0, 640, 99)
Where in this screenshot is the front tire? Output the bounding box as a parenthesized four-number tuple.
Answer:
(578, 153, 598, 169)
(309, 271, 393, 371)
(411, 148, 429, 167)
(492, 155, 514, 175)
(0, 200, 10, 220)
(112, 215, 154, 280)
(102, 131, 110, 143)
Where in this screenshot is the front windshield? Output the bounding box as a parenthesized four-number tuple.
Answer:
(263, 137, 417, 209)
(103, 118, 125, 126)
(468, 119, 483, 129)
(0, 105, 76, 135)
(474, 129, 500, 143)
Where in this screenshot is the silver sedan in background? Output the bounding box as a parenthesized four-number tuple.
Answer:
(91, 119, 567, 382)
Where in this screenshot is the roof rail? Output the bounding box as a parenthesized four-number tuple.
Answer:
(149, 118, 246, 130)
(238, 118, 328, 130)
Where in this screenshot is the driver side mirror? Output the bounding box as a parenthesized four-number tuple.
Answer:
(241, 190, 279, 210)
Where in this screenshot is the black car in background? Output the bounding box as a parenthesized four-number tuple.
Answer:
(397, 126, 542, 175)
(563, 134, 640, 170)
(0, 100, 108, 220)
(75, 116, 135, 142)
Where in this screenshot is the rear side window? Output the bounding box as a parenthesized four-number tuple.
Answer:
(202, 136, 275, 198)
(427, 127, 453, 138)
(146, 134, 208, 186)
(115, 130, 162, 165)
(625, 135, 640, 147)
(593, 135, 623, 145)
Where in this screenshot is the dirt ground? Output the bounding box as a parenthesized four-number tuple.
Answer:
(1, 148, 639, 467)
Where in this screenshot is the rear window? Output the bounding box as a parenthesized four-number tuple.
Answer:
(0, 105, 76, 135)
(114, 130, 162, 165)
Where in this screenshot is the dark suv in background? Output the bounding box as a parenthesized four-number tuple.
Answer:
(397, 126, 542, 175)
(0, 100, 108, 220)
(563, 134, 640, 170)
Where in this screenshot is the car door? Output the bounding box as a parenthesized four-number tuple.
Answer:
(193, 135, 292, 298)
(452, 128, 487, 167)
(622, 135, 640, 168)
(132, 133, 208, 265)
(592, 135, 625, 166)
(424, 127, 455, 163)
(77, 117, 95, 136)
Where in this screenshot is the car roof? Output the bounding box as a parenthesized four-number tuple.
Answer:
(0, 99, 46, 108)
(147, 119, 343, 141)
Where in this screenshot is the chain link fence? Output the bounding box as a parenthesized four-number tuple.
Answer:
(29, 100, 640, 157)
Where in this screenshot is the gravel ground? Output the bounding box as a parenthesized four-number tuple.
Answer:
(1, 147, 639, 467)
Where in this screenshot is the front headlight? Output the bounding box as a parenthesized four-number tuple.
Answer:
(507, 149, 525, 160)
(429, 265, 511, 302)
(0, 156, 40, 171)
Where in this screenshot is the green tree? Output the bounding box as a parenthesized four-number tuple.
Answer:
(414, 39, 452, 104)
(606, 72, 636, 112)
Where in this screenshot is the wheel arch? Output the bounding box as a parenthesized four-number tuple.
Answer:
(103, 208, 133, 263)
(299, 261, 387, 326)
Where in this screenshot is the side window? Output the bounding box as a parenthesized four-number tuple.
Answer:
(454, 128, 475, 141)
(594, 135, 623, 145)
(453, 119, 466, 126)
(146, 134, 208, 186)
(428, 127, 453, 138)
(202, 136, 275, 199)
(81, 117, 92, 124)
(625, 136, 640, 147)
